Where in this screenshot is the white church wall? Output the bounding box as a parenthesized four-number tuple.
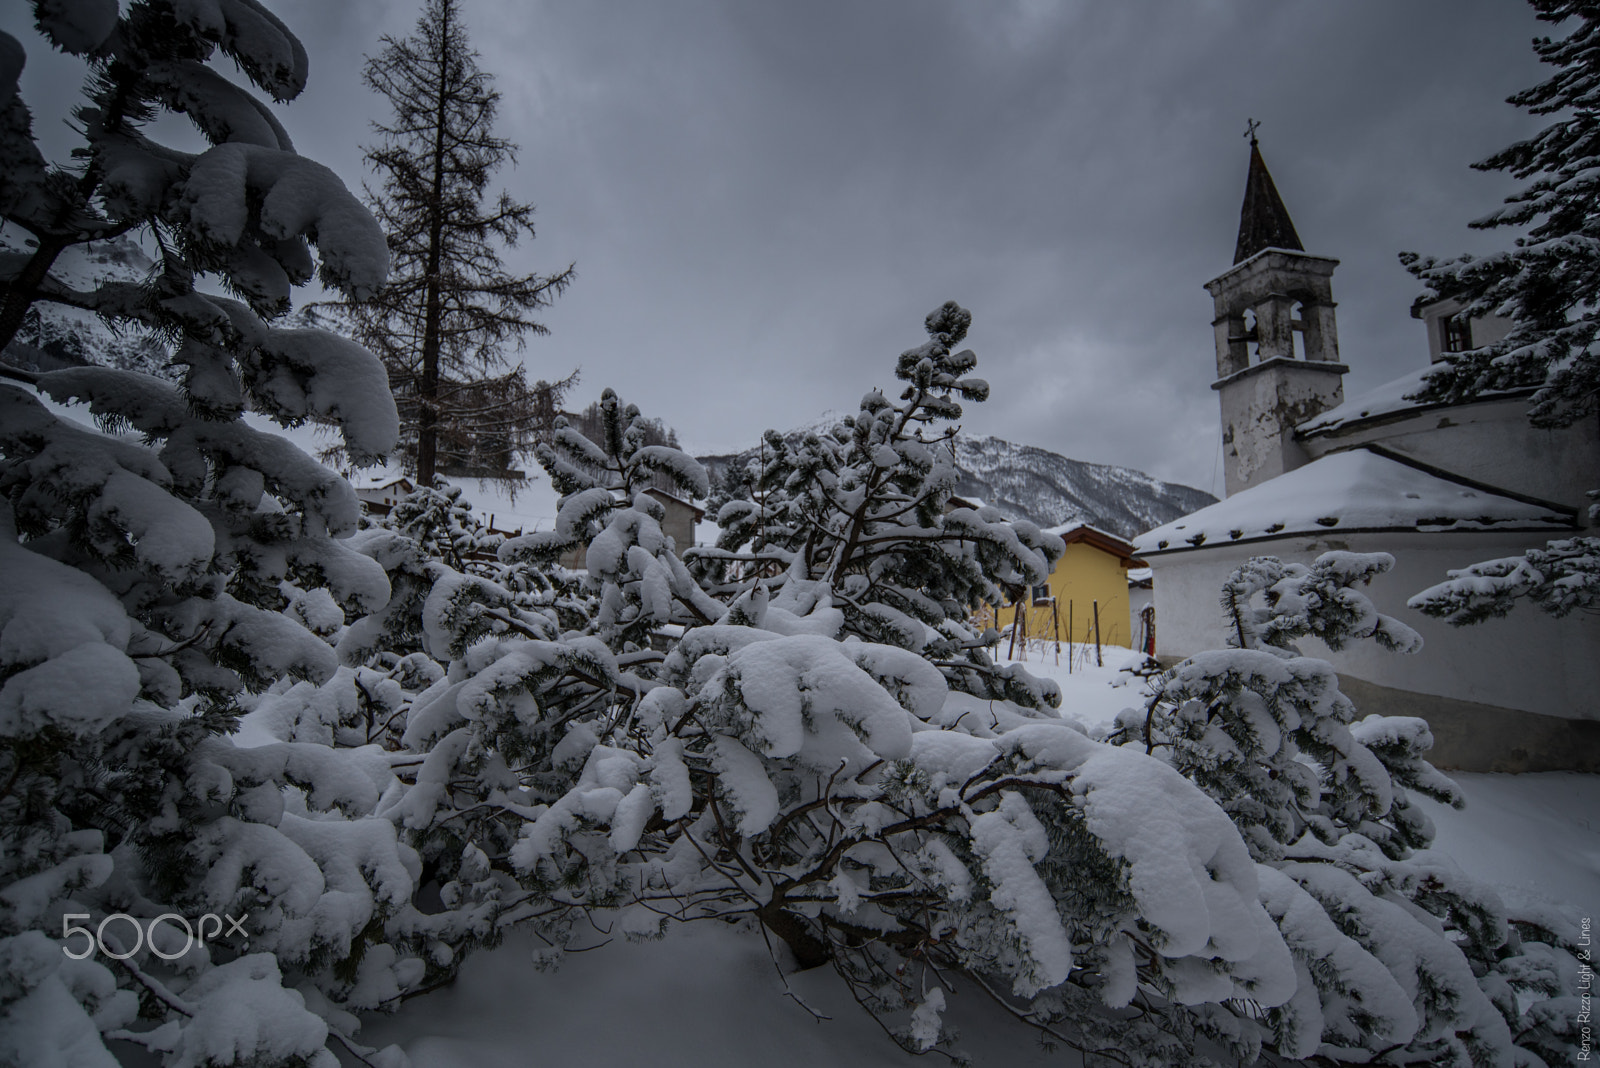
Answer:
(1148, 530, 1600, 722)
(1415, 299, 1514, 365)
(1215, 358, 1347, 494)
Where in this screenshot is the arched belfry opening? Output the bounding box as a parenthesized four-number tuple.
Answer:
(1205, 127, 1349, 496)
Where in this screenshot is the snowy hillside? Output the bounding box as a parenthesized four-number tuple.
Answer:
(0, 232, 344, 379)
(698, 417, 1216, 540)
(0, 233, 173, 377)
(946, 433, 1217, 540)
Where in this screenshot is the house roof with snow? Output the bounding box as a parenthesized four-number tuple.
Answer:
(1046, 522, 1146, 568)
(347, 467, 414, 493)
(1132, 445, 1576, 556)
(1295, 367, 1533, 437)
(644, 486, 706, 520)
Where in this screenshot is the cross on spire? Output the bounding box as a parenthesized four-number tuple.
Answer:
(1244, 117, 1261, 145)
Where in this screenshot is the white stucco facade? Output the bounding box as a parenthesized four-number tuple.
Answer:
(1144, 532, 1600, 721)
(1215, 358, 1348, 495)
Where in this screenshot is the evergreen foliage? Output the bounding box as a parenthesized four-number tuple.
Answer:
(0, 3, 426, 1064)
(1408, 534, 1600, 623)
(1400, 0, 1600, 431)
(327, 0, 575, 488)
(0, 3, 1582, 1058)
(690, 301, 1066, 710)
(379, 482, 501, 575)
(476, 322, 1303, 1062)
(1400, 0, 1600, 627)
(1111, 552, 1582, 1066)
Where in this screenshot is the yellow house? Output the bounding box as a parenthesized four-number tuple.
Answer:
(985, 524, 1146, 653)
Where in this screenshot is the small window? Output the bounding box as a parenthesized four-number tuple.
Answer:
(1442, 313, 1473, 353)
(1031, 584, 1051, 604)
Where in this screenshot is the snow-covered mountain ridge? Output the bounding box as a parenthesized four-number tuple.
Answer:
(0, 233, 175, 377)
(698, 420, 1217, 540)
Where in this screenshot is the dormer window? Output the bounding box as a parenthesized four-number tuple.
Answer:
(1442, 313, 1473, 353)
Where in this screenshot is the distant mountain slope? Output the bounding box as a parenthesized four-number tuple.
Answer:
(697, 418, 1216, 541)
(947, 434, 1217, 540)
(0, 234, 174, 377)
(0, 234, 351, 380)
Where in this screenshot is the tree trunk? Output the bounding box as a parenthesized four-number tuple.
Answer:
(756, 902, 830, 970)
(0, 237, 65, 356)
(414, 0, 454, 488)
(1, 90, 129, 361)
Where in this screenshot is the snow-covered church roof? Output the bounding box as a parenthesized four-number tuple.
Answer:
(1132, 446, 1575, 556)
(1296, 367, 1530, 437)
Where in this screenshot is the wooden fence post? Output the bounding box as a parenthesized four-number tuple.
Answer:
(1092, 599, 1102, 667)
(1066, 600, 1073, 674)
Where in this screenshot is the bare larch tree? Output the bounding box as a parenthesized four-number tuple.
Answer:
(333, 0, 575, 487)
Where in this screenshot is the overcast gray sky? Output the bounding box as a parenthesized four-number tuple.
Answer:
(5, 1, 1554, 495)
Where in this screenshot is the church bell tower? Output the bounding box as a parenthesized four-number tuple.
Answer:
(1206, 129, 1348, 496)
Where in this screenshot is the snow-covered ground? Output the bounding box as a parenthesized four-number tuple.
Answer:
(351, 645, 1600, 1067)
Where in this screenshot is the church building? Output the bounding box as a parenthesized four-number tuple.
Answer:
(1133, 138, 1600, 772)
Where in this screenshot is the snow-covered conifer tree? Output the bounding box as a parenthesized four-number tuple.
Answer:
(693, 301, 1065, 710)
(478, 313, 1312, 1063)
(1401, 0, 1600, 430)
(380, 483, 502, 575)
(505, 387, 718, 644)
(0, 4, 447, 1064)
(1112, 552, 1584, 1065)
(1401, 0, 1600, 626)
(331, 306, 1582, 1065)
(251, 393, 722, 1010)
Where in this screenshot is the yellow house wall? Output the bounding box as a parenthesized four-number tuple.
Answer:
(987, 541, 1132, 649)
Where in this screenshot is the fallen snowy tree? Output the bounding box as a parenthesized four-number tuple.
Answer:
(381, 310, 1305, 1061)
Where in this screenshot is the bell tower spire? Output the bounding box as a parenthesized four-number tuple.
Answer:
(1205, 128, 1348, 496)
(1233, 121, 1304, 264)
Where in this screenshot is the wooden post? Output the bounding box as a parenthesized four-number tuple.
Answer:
(1066, 600, 1073, 674)
(1092, 599, 1103, 667)
(1007, 596, 1024, 661)
(1050, 598, 1062, 667)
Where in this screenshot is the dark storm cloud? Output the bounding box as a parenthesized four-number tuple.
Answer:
(2, 2, 1551, 495)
